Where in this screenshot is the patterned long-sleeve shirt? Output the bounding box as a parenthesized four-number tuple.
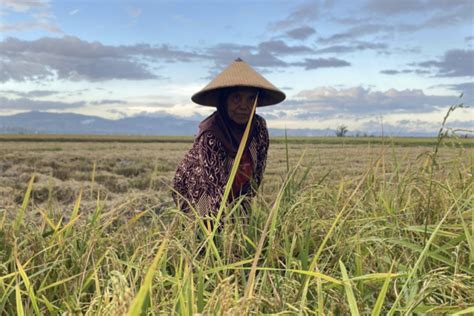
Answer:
(172, 115, 269, 216)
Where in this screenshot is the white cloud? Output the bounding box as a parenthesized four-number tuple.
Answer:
(0, 21, 61, 33)
(291, 86, 461, 114)
(1, 0, 49, 12)
(1, 0, 61, 33)
(257, 83, 473, 134)
(268, 1, 320, 31)
(0, 36, 207, 82)
(0, 96, 85, 110)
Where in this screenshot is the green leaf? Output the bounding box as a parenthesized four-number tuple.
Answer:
(14, 174, 35, 233)
(370, 263, 394, 316)
(339, 260, 360, 316)
(127, 238, 169, 316)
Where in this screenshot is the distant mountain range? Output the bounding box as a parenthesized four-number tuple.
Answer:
(0, 111, 335, 137)
(0, 111, 203, 135)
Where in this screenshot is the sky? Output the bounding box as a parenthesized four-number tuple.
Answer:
(0, 0, 473, 135)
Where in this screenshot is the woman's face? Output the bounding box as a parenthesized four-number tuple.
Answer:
(226, 88, 258, 125)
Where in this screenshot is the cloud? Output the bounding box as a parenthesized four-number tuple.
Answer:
(259, 86, 473, 135)
(293, 57, 350, 70)
(258, 40, 314, 55)
(320, 1, 472, 44)
(0, 57, 52, 82)
(419, 5, 473, 29)
(318, 23, 394, 44)
(206, 41, 319, 70)
(0, 21, 61, 33)
(0, 89, 59, 97)
(107, 109, 128, 118)
(268, 1, 320, 31)
(414, 49, 474, 77)
(0, 34, 351, 82)
(1, 0, 62, 33)
(466, 36, 474, 42)
(380, 70, 407, 75)
(444, 120, 474, 131)
(314, 41, 388, 54)
(364, 0, 426, 15)
(444, 82, 474, 95)
(90, 99, 127, 105)
(359, 119, 438, 136)
(207, 40, 350, 71)
(365, 0, 472, 15)
(360, 118, 473, 136)
(0, 96, 85, 110)
(1, 0, 49, 12)
(363, 0, 473, 29)
(68, 9, 80, 16)
(0, 36, 206, 82)
(206, 43, 288, 70)
(380, 69, 430, 75)
(436, 82, 474, 105)
(285, 26, 316, 40)
(288, 86, 460, 116)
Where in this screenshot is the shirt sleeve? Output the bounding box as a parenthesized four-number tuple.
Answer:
(193, 131, 231, 216)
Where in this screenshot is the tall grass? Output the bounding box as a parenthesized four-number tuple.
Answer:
(1, 104, 472, 314)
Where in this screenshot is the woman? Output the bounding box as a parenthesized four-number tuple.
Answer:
(172, 58, 285, 217)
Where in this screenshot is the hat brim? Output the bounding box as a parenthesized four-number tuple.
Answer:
(191, 84, 286, 107)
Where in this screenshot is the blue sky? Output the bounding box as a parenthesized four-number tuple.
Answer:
(0, 0, 473, 135)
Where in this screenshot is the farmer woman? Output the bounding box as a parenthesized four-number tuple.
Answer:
(172, 58, 285, 217)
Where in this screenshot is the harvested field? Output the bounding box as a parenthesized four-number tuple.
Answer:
(0, 136, 472, 314)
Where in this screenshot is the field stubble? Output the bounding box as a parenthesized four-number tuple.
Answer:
(0, 138, 472, 314)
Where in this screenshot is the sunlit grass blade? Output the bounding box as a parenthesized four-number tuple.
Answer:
(16, 282, 24, 316)
(14, 174, 35, 233)
(456, 206, 474, 265)
(60, 189, 82, 239)
(40, 295, 56, 314)
(370, 263, 394, 316)
(16, 257, 41, 315)
(452, 306, 474, 315)
(38, 273, 81, 293)
(339, 260, 360, 316)
(315, 265, 324, 316)
(127, 237, 169, 316)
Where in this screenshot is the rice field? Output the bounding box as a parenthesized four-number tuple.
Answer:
(0, 135, 473, 314)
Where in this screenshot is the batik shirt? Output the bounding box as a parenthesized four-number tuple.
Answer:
(172, 115, 269, 216)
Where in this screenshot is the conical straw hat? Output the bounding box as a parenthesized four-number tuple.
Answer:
(191, 58, 286, 107)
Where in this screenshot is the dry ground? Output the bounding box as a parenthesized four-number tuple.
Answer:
(1, 139, 470, 217)
(1, 137, 472, 314)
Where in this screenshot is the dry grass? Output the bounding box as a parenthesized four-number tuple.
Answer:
(0, 136, 473, 314)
